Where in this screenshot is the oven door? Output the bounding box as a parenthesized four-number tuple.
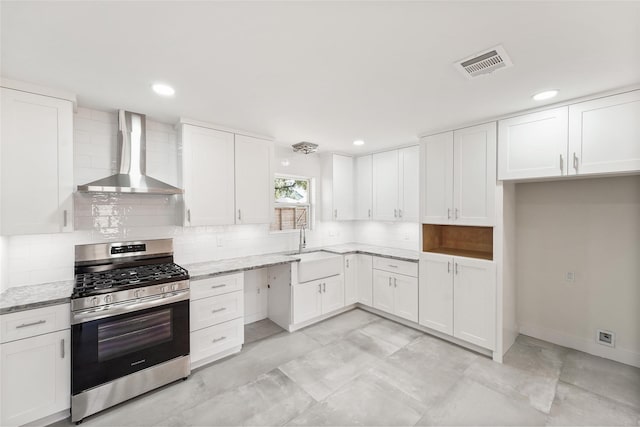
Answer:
(71, 292, 189, 395)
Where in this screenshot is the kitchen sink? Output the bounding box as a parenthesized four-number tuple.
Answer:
(295, 251, 343, 283)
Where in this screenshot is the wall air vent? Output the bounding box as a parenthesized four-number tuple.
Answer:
(454, 45, 513, 79)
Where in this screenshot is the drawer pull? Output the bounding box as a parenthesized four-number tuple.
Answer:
(60, 339, 65, 358)
(212, 336, 226, 343)
(211, 307, 227, 314)
(211, 284, 227, 289)
(387, 264, 398, 268)
(16, 320, 46, 329)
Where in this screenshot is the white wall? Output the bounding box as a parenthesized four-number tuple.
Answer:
(516, 175, 640, 367)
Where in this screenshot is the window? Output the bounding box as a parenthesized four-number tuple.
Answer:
(270, 176, 311, 232)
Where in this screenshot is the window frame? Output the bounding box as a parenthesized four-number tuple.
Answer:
(270, 174, 314, 233)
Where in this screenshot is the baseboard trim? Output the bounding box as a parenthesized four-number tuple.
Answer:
(24, 409, 69, 427)
(190, 345, 242, 370)
(288, 304, 357, 332)
(519, 323, 640, 368)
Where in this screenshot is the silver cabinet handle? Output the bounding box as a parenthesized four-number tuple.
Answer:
(394, 209, 397, 218)
(388, 277, 392, 287)
(387, 264, 398, 269)
(334, 209, 338, 219)
(60, 339, 65, 358)
(63, 210, 68, 227)
(447, 208, 451, 220)
(346, 259, 349, 268)
(368, 209, 371, 218)
(398, 209, 403, 218)
(212, 336, 226, 343)
(394, 278, 397, 288)
(573, 152, 578, 171)
(318, 283, 322, 293)
(455, 263, 459, 275)
(187, 209, 191, 223)
(211, 307, 227, 313)
(16, 320, 46, 329)
(323, 283, 326, 293)
(447, 261, 451, 274)
(211, 284, 226, 289)
(238, 209, 242, 221)
(560, 154, 564, 173)
(454, 208, 459, 220)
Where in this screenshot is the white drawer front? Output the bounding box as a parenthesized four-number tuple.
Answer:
(372, 257, 418, 277)
(190, 318, 244, 363)
(190, 291, 244, 332)
(1, 304, 70, 344)
(190, 272, 244, 300)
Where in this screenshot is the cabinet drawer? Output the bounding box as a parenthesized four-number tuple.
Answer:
(1, 304, 70, 344)
(190, 273, 244, 300)
(372, 257, 418, 277)
(190, 318, 244, 363)
(190, 291, 244, 332)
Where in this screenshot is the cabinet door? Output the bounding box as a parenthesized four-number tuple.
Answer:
(0, 329, 70, 426)
(453, 257, 496, 350)
(235, 134, 272, 224)
(354, 155, 373, 220)
(418, 254, 453, 335)
(568, 90, 640, 176)
(453, 123, 496, 226)
(498, 107, 568, 180)
(398, 146, 419, 222)
(292, 280, 322, 324)
(332, 154, 354, 220)
(421, 132, 454, 224)
(372, 150, 399, 221)
(372, 270, 394, 314)
(321, 275, 345, 314)
(357, 254, 373, 306)
(182, 124, 235, 226)
(1, 88, 73, 235)
(344, 255, 358, 305)
(392, 273, 418, 322)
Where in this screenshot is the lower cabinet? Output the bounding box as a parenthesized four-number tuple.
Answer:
(344, 254, 358, 305)
(357, 255, 373, 305)
(292, 275, 345, 324)
(0, 305, 70, 427)
(372, 269, 418, 322)
(419, 253, 496, 350)
(190, 273, 245, 367)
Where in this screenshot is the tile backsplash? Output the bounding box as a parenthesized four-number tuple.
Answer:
(1, 107, 416, 291)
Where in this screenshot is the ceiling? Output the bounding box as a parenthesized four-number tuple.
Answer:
(2, 1, 639, 154)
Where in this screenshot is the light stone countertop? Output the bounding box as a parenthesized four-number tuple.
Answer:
(0, 280, 75, 315)
(0, 243, 418, 314)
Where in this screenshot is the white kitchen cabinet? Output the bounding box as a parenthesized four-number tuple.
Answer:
(1, 87, 73, 235)
(322, 154, 354, 221)
(372, 146, 419, 222)
(0, 316, 70, 427)
(568, 90, 640, 176)
(344, 254, 358, 305)
(421, 123, 496, 226)
(354, 155, 372, 220)
(419, 253, 496, 350)
(181, 124, 236, 226)
(498, 107, 568, 180)
(235, 134, 272, 224)
(357, 254, 373, 305)
(292, 275, 345, 324)
(372, 261, 418, 323)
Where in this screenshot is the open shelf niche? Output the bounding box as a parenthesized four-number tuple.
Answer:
(422, 224, 493, 260)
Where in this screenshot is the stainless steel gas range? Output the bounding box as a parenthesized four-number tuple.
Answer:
(70, 239, 190, 424)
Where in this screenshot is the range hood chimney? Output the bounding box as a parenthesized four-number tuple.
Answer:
(77, 110, 183, 195)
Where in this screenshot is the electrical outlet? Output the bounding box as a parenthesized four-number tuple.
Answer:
(597, 329, 615, 347)
(216, 237, 224, 247)
(565, 272, 575, 282)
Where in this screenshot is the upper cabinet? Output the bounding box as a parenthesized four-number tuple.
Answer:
(1, 87, 74, 235)
(354, 155, 372, 220)
(322, 154, 354, 221)
(498, 107, 568, 180)
(235, 134, 272, 224)
(498, 90, 640, 181)
(568, 90, 640, 176)
(421, 123, 496, 226)
(181, 121, 273, 226)
(371, 146, 419, 222)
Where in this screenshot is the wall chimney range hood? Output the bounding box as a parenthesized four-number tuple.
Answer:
(77, 110, 183, 195)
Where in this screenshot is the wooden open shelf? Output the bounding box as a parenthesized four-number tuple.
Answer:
(422, 224, 493, 260)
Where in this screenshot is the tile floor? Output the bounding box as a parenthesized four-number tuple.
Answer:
(53, 309, 640, 426)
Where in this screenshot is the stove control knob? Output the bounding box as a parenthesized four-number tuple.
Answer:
(91, 297, 98, 307)
(134, 290, 141, 298)
(171, 284, 178, 291)
(104, 295, 112, 304)
(161, 286, 168, 293)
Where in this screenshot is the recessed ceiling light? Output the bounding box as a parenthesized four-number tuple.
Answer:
(353, 140, 365, 146)
(152, 83, 175, 97)
(532, 90, 558, 101)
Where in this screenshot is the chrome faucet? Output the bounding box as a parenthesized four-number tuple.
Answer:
(299, 224, 306, 253)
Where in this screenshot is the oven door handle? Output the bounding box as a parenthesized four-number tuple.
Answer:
(71, 290, 190, 325)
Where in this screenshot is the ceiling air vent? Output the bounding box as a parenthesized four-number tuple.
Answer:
(454, 45, 513, 79)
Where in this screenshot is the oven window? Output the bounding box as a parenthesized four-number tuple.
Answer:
(97, 309, 173, 361)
